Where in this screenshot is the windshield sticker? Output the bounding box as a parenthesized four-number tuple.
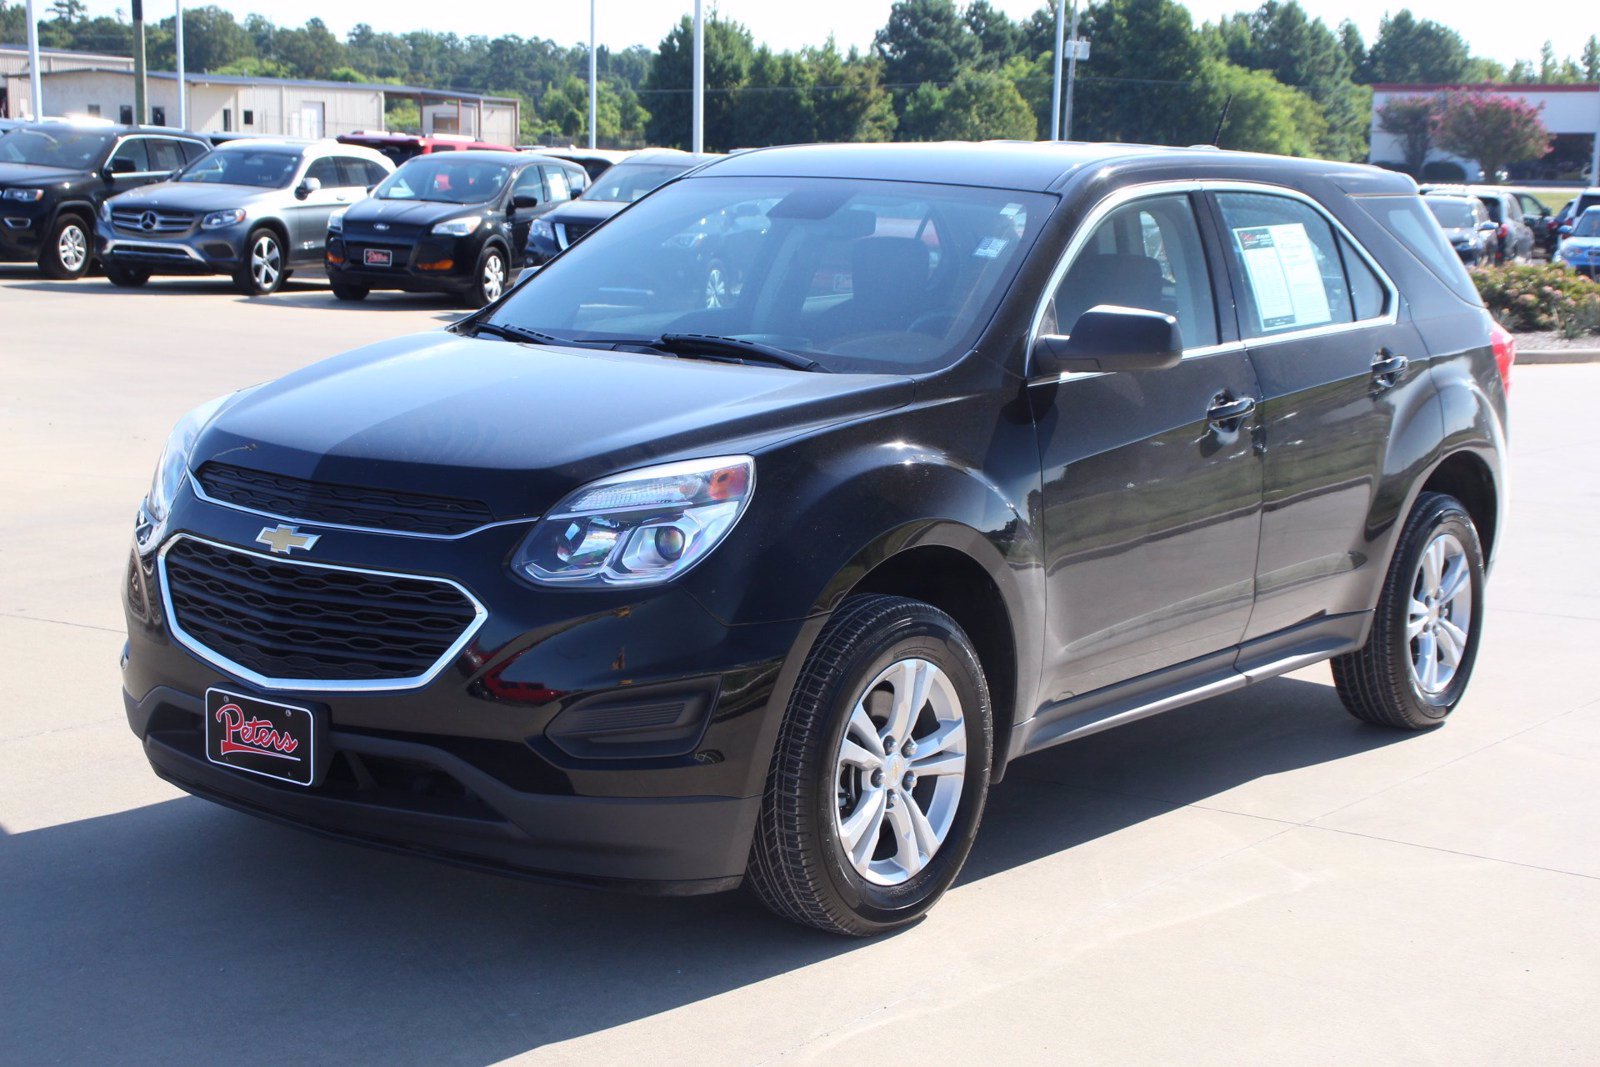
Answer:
(973, 236, 1010, 259)
(1234, 223, 1332, 331)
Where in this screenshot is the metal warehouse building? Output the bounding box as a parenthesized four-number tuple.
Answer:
(3, 66, 520, 144)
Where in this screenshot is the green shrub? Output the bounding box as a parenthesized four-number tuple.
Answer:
(1473, 263, 1600, 337)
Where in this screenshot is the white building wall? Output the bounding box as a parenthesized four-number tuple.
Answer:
(5, 69, 182, 124)
(1369, 84, 1600, 181)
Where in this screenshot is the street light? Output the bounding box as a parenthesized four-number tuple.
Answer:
(692, 0, 704, 153)
(588, 0, 597, 150)
(176, 0, 187, 129)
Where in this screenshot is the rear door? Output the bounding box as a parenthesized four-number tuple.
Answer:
(1032, 189, 1264, 703)
(1208, 188, 1429, 648)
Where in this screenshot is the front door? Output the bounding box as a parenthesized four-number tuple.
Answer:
(1032, 190, 1264, 705)
(284, 156, 351, 261)
(1208, 188, 1428, 642)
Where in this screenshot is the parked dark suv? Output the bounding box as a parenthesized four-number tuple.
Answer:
(122, 143, 1509, 936)
(326, 150, 587, 306)
(0, 121, 208, 278)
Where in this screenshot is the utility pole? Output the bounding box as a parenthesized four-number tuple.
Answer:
(132, 0, 148, 126)
(24, 0, 42, 119)
(588, 0, 597, 149)
(175, 0, 186, 129)
(1049, 0, 1066, 140)
(1062, 1, 1083, 142)
(692, 0, 704, 153)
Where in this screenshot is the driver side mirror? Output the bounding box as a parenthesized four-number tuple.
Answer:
(1477, 220, 1499, 233)
(1559, 224, 1574, 237)
(104, 157, 137, 179)
(1033, 306, 1184, 376)
(511, 193, 542, 211)
(294, 176, 321, 201)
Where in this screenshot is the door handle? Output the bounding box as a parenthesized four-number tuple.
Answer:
(1206, 394, 1256, 426)
(1371, 350, 1408, 387)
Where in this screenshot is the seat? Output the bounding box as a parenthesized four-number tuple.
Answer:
(816, 237, 931, 338)
(1053, 252, 1177, 336)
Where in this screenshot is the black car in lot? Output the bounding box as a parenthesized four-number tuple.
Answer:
(523, 149, 717, 266)
(326, 150, 588, 306)
(0, 121, 208, 277)
(123, 142, 1509, 936)
(1423, 194, 1496, 266)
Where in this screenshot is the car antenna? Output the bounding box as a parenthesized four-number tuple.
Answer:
(1211, 93, 1234, 148)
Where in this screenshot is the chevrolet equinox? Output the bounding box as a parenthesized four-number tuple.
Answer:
(122, 142, 1509, 936)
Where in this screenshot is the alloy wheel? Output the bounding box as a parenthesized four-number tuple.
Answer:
(703, 264, 728, 309)
(251, 235, 281, 289)
(833, 657, 967, 886)
(1407, 531, 1473, 695)
(482, 253, 506, 302)
(58, 223, 88, 273)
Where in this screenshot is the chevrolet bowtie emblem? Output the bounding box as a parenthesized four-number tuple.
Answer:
(256, 524, 320, 555)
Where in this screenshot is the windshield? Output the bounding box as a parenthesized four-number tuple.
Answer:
(581, 163, 690, 203)
(375, 157, 511, 204)
(178, 150, 299, 188)
(1574, 209, 1600, 238)
(488, 175, 1052, 374)
(0, 127, 114, 168)
(1425, 199, 1477, 229)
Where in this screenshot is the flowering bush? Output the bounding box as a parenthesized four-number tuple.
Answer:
(1473, 263, 1600, 338)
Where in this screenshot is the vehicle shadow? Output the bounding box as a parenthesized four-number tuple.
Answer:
(0, 675, 1407, 1063)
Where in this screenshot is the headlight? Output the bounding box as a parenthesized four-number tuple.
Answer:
(530, 219, 554, 241)
(201, 208, 246, 229)
(432, 216, 482, 237)
(2, 187, 44, 202)
(513, 456, 754, 587)
(134, 392, 235, 553)
(328, 208, 346, 232)
(101, 199, 114, 222)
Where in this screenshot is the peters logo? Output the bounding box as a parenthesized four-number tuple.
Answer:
(213, 703, 301, 761)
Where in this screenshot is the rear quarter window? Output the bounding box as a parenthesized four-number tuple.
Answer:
(1353, 194, 1481, 306)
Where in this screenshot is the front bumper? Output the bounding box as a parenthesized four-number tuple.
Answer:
(326, 233, 480, 293)
(98, 223, 249, 276)
(0, 208, 46, 259)
(122, 485, 808, 892)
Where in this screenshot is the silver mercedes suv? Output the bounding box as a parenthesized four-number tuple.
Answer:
(97, 139, 393, 295)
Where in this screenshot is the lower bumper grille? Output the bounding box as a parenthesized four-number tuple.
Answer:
(159, 536, 484, 689)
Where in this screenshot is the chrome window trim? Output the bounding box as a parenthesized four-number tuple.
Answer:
(110, 134, 207, 178)
(156, 532, 489, 693)
(187, 473, 539, 541)
(1025, 179, 1400, 382)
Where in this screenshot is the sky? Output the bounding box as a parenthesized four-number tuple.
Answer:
(67, 0, 1570, 71)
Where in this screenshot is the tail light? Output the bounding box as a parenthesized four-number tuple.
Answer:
(1490, 320, 1515, 392)
(1498, 223, 1509, 239)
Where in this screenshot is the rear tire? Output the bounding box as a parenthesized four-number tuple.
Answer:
(233, 228, 285, 296)
(330, 281, 369, 302)
(748, 595, 993, 936)
(104, 263, 150, 288)
(1332, 492, 1486, 730)
(39, 214, 92, 279)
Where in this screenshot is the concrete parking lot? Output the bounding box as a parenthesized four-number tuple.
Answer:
(2, 266, 1597, 1065)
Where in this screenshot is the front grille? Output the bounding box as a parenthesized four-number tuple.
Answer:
(162, 537, 481, 684)
(555, 220, 597, 248)
(195, 461, 497, 536)
(112, 208, 195, 235)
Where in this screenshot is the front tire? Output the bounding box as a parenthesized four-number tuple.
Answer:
(330, 281, 369, 302)
(462, 245, 507, 307)
(39, 214, 92, 279)
(748, 595, 993, 936)
(1332, 492, 1486, 730)
(233, 228, 285, 296)
(104, 263, 150, 288)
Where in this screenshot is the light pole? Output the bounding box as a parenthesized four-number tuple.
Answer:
(175, 0, 186, 129)
(1049, 0, 1065, 140)
(588, 0, 597, 149)
(24, 0, 42, 120)
(132, 0, 148, 125)
(1062, 1, 1083, 142)
(692, 0, 704, 153)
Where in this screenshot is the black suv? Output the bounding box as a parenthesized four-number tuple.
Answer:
(122, 143, 1509, 936)
(326, 150, 588, 306)
(0, 121, 208, 278)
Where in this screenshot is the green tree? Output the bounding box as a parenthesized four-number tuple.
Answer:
(1336, 20, 1365, 72)
(1204, 59, 1325, 156)
(964, 0, 1020, 69)
(1070, 0, 1214, 147)
(1359, 10, 1471, 84)
(643, 14, 755, 151)
(1583, 36, 1600, 81)
(875, 0, 980, 90)
(933, 67, 1036, 139)
(48, 0, 85, 23)
(805, 42, 897, 142)
(274, 18, 344, 80)
(150, 5, 254, 74)
(1433, 91, 1552, 182)
(898, 81, 949, 140)
(1375, 94, 1436, 174)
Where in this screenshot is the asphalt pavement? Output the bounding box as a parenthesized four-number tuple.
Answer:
(2, 266, 1597, 1065)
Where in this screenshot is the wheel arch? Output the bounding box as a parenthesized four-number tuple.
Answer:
(1417, 449, 1500, 562)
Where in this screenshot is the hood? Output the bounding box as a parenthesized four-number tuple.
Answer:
(550, 200, 626, 226)
(110, 181, 283, 212)
(342, 197, 488, 238)
(194, 331, 913, 520)
(0, 162, 80, 186)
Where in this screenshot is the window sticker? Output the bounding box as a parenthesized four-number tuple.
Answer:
(1233, 223, 1332, 331)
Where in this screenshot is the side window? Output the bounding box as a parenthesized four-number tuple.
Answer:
(335, 157, 373, 187)
(364, 160, 389, 187)
(110, 138, 149, 173)
(542, 166, 572, 202)
(512, 166, 546, 202)
(1216, 192, 1353, 338)
(147, 139, 185, 172)
(1353, 195, 1479, 305)
(1047, 193, 1218, 349)
(568, 166, 589, 195)
(304, 156, 341, 187)
(179, 140, 208, 163)
(1337, 234, 1388, 321)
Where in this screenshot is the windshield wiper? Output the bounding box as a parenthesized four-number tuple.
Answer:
(646, 333, 828, 372)
(463, 321, 566, 345)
